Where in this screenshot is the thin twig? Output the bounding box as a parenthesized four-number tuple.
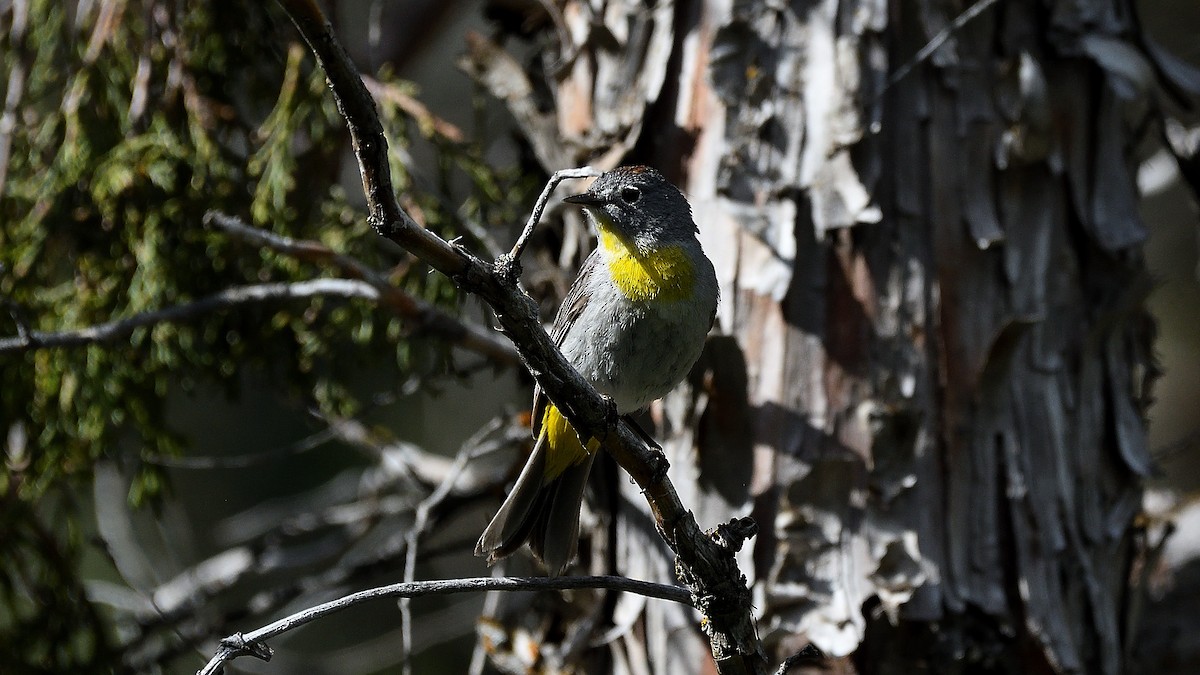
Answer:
(489, 166, 600, 292)
(196, 576, 692, 675)
(124, 420, 522, 670)
(883, 0, 1001, 91)
(404, 169, 506, 259)
(143, 427, 338, 470)
(400, 418, 507, 675)
(146, 400, 423, 470)
(0, 278, 379, 354)
(362, 75, 465, 144)
(3, 299, 33, 345)
(509, 166, 601, 261)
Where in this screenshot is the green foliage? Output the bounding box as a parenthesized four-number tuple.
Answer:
(0, 496, 117, 672)
(0, 2, 537, 668)
(0, 1, 527, 500)
(2, 3, 333, 502)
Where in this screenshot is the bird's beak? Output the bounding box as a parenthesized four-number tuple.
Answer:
(563, 192, 604, 207)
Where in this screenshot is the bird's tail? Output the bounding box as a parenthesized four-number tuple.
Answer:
(475, 405, 596, 576)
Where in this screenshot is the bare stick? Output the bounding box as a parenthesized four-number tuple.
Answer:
(400, 419, 505, 675)
(509, 166, 600, 262)
(0, 279, 379, 354)
(196, 575, 692, 675)
(144, 427, 337, 470)
(489, 166, 600, 290)
(884, 0, 1001, 90)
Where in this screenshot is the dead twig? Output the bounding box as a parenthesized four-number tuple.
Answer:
(0, 278, 378, 353)
(196, 575, 692, 675)
(883, 0, 1002, 91)
(400, 418, 507, 675)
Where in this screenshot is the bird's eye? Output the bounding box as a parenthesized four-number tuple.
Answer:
(619, 186, 641, 204)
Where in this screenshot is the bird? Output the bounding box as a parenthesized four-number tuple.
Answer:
(475, 165, 719, 576)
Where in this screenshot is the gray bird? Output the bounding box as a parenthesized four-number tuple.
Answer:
(476, 165, 719, 575)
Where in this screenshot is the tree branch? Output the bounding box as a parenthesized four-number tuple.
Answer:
(883, 0, 1001, 90)
(142, 425, 338, 470)
(0, 278, 378, 353)
(361, 74, 465, 144)
(196, 575, 693, 675)
(269, 1, 765, 672)
(0, 219, 519, 364)
(205, 211, 519, 365)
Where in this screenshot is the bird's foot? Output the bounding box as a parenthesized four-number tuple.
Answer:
(599, 394, 620, 429)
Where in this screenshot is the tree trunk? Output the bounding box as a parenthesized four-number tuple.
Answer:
(467, 0, 1188, 672)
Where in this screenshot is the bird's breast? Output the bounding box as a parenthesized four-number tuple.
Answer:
(598, 227, 695, 303)
(560, 265, 716, 413)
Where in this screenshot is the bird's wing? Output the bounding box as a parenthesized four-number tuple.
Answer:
(531, 250, 602, 437)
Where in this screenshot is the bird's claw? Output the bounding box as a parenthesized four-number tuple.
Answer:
(599, 394, 619, 427)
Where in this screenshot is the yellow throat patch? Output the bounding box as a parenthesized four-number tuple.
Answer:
(597, 221, 695, 303)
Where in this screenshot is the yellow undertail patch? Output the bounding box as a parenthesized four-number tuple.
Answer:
(541, 404, 600, 480)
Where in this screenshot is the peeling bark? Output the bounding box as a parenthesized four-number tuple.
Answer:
(471, 0, 1194, 672)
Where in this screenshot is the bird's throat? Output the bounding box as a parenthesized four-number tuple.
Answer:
(597, 223, 695, 303)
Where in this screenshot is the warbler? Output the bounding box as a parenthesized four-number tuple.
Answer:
(475, 165, 719, 575)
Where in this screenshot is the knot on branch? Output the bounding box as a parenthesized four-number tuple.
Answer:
(711, 517, 758, 553)
(217, 632, 273, 663)
(366, 211, 390, 240)
(599, 394, 620, 432)
(647, 449, 670, 484)
(448, 245, 500, 303)
(491, 252, 522, 288)
(775, 644, 826, 675)
(673, 516, 763, 665)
